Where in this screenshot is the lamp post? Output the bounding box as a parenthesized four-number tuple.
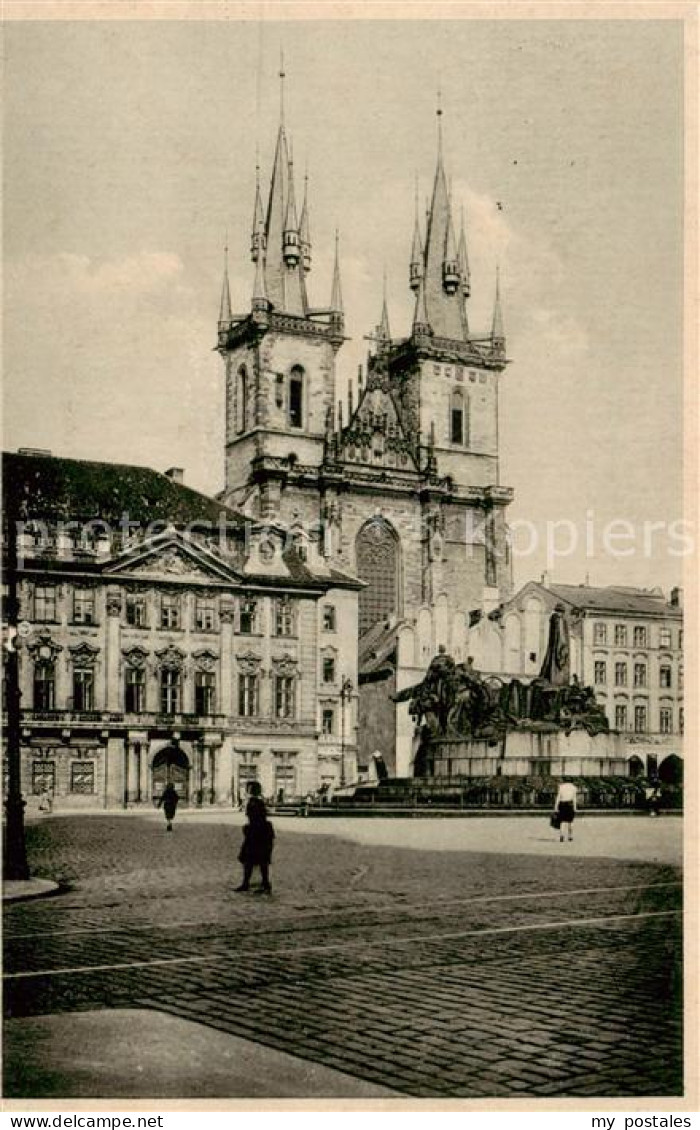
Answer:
(3, 493, 29, 881)
(339, 676, 353, 788)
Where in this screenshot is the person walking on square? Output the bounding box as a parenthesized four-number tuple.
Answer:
(236, 782, 274, 893)
(553, 777, 577, 842)
(158, 781, 179, 832)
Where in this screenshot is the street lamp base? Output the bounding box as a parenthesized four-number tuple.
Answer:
(3, 796, 30, 881)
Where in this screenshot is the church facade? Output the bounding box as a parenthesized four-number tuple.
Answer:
(217, 89, 515, 774)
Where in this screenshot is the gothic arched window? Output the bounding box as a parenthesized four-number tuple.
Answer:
(356, 519, 400, 637)
(237, 366, 248, 434)
(289, 366, 304, 429)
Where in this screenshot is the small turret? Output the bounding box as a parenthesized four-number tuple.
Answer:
(491, 266, 505, 353)
(218, 243, 232, 329)
(250, 163, 266, 263)
(458, 206, 471, 299)
(299, 170, 311, 274)
(282, 155, 301, 269)
(409, 180, 424, 293)
(442, 187, 460, 294)
(412, 273, 431, 337)
(252, 219, 270, 315)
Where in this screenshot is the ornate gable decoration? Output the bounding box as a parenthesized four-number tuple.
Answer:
(236, 651, 262, 674)
(335, 379, 419, 472)
(69, 642, 100, 667)
(193, 648, 218, 671)
(106, 534, 239, 587)
(27, 633, 62, 660)
(271, 654, 298, 676)
(122, 646, 149, 669)
(155, 645, 186, 670)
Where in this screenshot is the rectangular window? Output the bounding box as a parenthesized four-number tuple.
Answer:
(274, 675, 296, 719)
(125, 668, 145, 713)
(33, 662, 55, 711)
(160, 595, 180, 630)
(634, 705, 647, 733)
(73, 669, 94, 712)
(451, 407, 464, 445)
(73, 588, 95, 624)
(195, 598, 216, 632)
(322, 657, 336, 684)
(659, 707, 673, 735)
(634, 663, 647, 688)
(322, 605, 337, 632)
(160, 669, 181, 715)
(70, 761, 95, 794)
(614, 663, 627, 687)
(32, 759, 55, 796)
(274, 761, 297, 799)
(678, 667, 683, 692)
(614, 625, 627, 647)
(615, 704, 628, 730)
(659, 628, 672, 648)
(679, 707, 684, 735)
(239, 596, 258, 635)
(126, 595, 147, 627)
(289, 372, 303, 428)
(238, 673, 259, 717)
(195, 670, 216, 716)
(274, 598, 295, 637)
(322, 707, 335, 736)
(34, 585, 57, 622)
(594, 661, 607, 685)
(679, 630, 683, 650)
(659, 665, 672, 688)
(633, 626, 647, 647)
(593, 623, 607, 646)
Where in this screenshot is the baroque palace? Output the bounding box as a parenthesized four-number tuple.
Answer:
(3, 77, 682, 807)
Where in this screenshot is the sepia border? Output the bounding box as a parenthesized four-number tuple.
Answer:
(1, 0, 697, 1115)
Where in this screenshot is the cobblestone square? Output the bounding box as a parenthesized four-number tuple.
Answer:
(3, 812, 683, 1100)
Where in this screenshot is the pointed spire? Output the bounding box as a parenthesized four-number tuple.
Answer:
(299, 166, 311, 273)
(458, 205, 471, 298)
(443, 186, 460, 294)
(491, 266, 505, 347)
(330, 229, 343, 314)
(279, 47, 286, 127)
(412, 272, 431, 336)
(409, 177, 424, 293)
(436, 88, 444, 166)
(251, 161, 265, 262)
(219, 242, 232, 325)
(251, 219, 269, 312)
(376, 269, 391, 348)
(418, 94, 469, 341)
(283, 153, 301, 268)
(348, 378, 354, 419)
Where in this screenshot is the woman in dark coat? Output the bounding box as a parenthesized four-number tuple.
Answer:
(236, 783, 274, 893)
(158, 782, 179, 832)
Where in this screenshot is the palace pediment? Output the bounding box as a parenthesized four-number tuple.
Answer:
(105, 533, 239, 586)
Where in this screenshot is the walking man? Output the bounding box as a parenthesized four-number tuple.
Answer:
(553, 777, 577, 842)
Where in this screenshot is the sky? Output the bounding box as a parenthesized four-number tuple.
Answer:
(2, 16, 686, 592)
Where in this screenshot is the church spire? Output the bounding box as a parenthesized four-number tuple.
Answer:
(299, 167, 311, 273)
(458, 205, 471, 298)
(409, 177, 423, 293)
(491, 266, 505, 349)
(330, 229, 343, 314)
(283, 151, 301, 268)
(412, 272, 431, 337)
(414, 96, 469, 342)
(219, 241, 232, 326)
(251, 160, 265, 263)
(251, 219, 269, 312)
(375, 269, 391, 351)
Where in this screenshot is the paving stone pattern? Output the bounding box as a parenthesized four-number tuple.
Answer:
(3, 816, 683, 1099)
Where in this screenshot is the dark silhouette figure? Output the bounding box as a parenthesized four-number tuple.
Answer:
(236, 783, 274, 894)
(157, 782, 179, 832)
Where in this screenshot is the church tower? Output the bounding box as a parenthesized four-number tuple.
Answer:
(218, 64, 344, 523)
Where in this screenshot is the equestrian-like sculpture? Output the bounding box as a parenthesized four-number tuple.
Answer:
(394, 606, 609, 745)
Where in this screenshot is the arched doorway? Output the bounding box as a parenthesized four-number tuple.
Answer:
(628, 755, 644, 779)
(152, 745, 190, 804)
(658, 754, 683, 786)
(356, 518, 400, 638)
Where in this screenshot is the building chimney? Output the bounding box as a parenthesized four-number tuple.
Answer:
(670, 586, 683, 608)
(165, 467, 184, 484)
(540, 571, 550, 588)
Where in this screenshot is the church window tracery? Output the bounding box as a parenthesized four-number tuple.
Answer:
(356, 519, 400, 637)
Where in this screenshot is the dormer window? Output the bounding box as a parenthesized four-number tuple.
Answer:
(289, 366, 304, 429)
